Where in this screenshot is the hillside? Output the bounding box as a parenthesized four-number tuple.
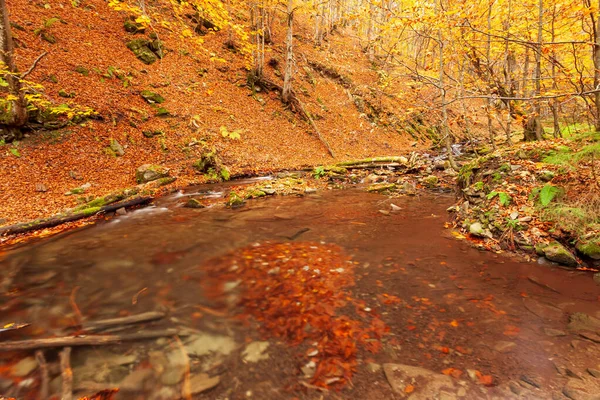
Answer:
(1, 0, 432, 225)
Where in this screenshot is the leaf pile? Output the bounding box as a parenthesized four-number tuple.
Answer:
(202, 241, 388, 388)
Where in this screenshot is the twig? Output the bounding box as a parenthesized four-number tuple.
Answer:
(60, 347, 73, 400)
(175, 336, 192, 400)
(83, 311, 165, 332)
(35, 350, 49, 400)
(69, 286, 83, 328)
(21, 52, 48, 79)
(296, 98, 335, 158)
(0, 329, 183, 352)
(132, 287, 148, 305)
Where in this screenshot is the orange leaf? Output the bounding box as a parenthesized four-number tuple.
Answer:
(404, 384, 415, 393)
(478, 374, 494, 386)
(449, 320, 459, 327)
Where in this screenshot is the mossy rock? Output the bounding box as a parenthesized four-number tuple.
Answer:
(124, 17, 145, 33)
(220, 166, 230, 181)
(75, 66, 89, 76)
(58, 89, 75, 98)
(245, 190, 266, 199)
(135, 164, 170, 183)
(576, 237, 600, 260)
(126, 39, 158, 64)
(368, 183, 396, 193)
(227, 192, 245, 208)
(422, 175, 439, 188)
(538, 241, 578, 267)
(41, 31, 56, 44)
(140, 90, 165, 104)
(185, 198, 205, 209)
(155, 107, 170, 117)
(148, 39, 164, 59)
(143, 130, 164, 138)
(109, 139, 125, 156)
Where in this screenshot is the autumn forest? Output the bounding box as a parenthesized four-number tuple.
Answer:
(0, 0, 600, 399)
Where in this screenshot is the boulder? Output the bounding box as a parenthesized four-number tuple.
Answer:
(538, 241, 578, 267)
(124, 17, 145, 33)
(109, 139, 125, 156)
(135, 164, 170, 183)
(126, 39, 157, 64)
(576, 237, 600, 260)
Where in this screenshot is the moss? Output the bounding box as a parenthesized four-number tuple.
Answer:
(80, 206, 102, 216)
(227, 192, 245, 208)
(155, 107, 170, 117)
(126, 39, 158, 64)
(143, 130, 164, 138)
(367, 183, 397, 193)
(220, 166, 231, 181)
(75, 66, 89, 76)
(498, 163, 511, 173)
(185, 198, 205, 209)
(157, 177, 176, 186)
(576, 238, 600, 260)
(245, 190, 266, 199)
(140, 90, 165, 104)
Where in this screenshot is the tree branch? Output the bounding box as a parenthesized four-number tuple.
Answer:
(20, 52, 48, 79)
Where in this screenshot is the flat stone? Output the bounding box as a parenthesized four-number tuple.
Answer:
(544, 328, 567, 337)
(588, 368, 600, 378)
(242, 341, 270, 363)
(523, 298, 563, 320)
(35, 183, 48, 192)
(569, 313, 600, 332)
(383, 363, 455, 399)
(11, 357, 37, 377)
(579, 331, 600, 344)
(541, 242, 578, 267)
(189, 373, 220, 395)
(115, 207, 127, 215)
(151, 350, 188, 386)
(119, 368, 155, 391)
(563, 378, 600, 400)
(184, 333, 236, 357)
(494, 341, 517, 353)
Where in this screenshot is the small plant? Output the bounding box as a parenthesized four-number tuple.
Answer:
(313, 166, 326, 179)
(9, 147, 20, 157)
(219, 126, 242, 140)
(539, 184, 560, 206)
(487, 191, 511, 206)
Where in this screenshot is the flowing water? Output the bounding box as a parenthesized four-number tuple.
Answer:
(1, 184, 599, 399)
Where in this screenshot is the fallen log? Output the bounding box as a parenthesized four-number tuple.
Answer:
(83, 311, 165, 332)
(0, 196, 152, 237)
(335, 156, 409, 167)
(0, 329, 181, 352)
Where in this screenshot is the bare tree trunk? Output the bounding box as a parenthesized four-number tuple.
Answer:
(436, 0, 457, 170)
(486, 0, 496, 149)
(550, 4, 561, 137)
(0, 0, 27, 139)
(504, 0, 513, 144)
(532, 0, 544, 140)
(593, 0, 600, 132)
(282, 0, 294, 103)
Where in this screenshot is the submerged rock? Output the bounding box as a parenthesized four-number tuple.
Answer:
(383, 363, 455, 398)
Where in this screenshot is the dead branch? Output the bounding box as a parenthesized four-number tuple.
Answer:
(60, 347, 73, 400)
(83, 311, 165, 332)
(21, 52, 48, 79)
(0, 329, 182, 352)
(35, 350, 49, 400)
(0, 196, 152, 237)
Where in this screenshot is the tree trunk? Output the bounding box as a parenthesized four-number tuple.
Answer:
(533, 0, 544, 140)
(593, 0, 600, 132)
(282, 0, 294, 104)
(0, 0, 27, 140)
(486, 0, 496, 149)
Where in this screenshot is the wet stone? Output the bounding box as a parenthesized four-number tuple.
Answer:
(383, 363, 456, 399)
(367, 362, 382, 373)
(562, 378, 600, 400)
(544, 328, 567, 337)
(11, 357, 37, 377)
(242, 341, 270, 363)
(494, 341, 516, 353)
(588, 368, 600, 378)
(189, 373, 220, 395)
(569, 312, 600, 332)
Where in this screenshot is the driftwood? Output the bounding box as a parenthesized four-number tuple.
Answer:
(0, 329, 181, 352)
(83, 311, 165, 332)
(35, 350, 49, 400)
(0, 196, 152, 237)
(60, 347, 73, 400)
